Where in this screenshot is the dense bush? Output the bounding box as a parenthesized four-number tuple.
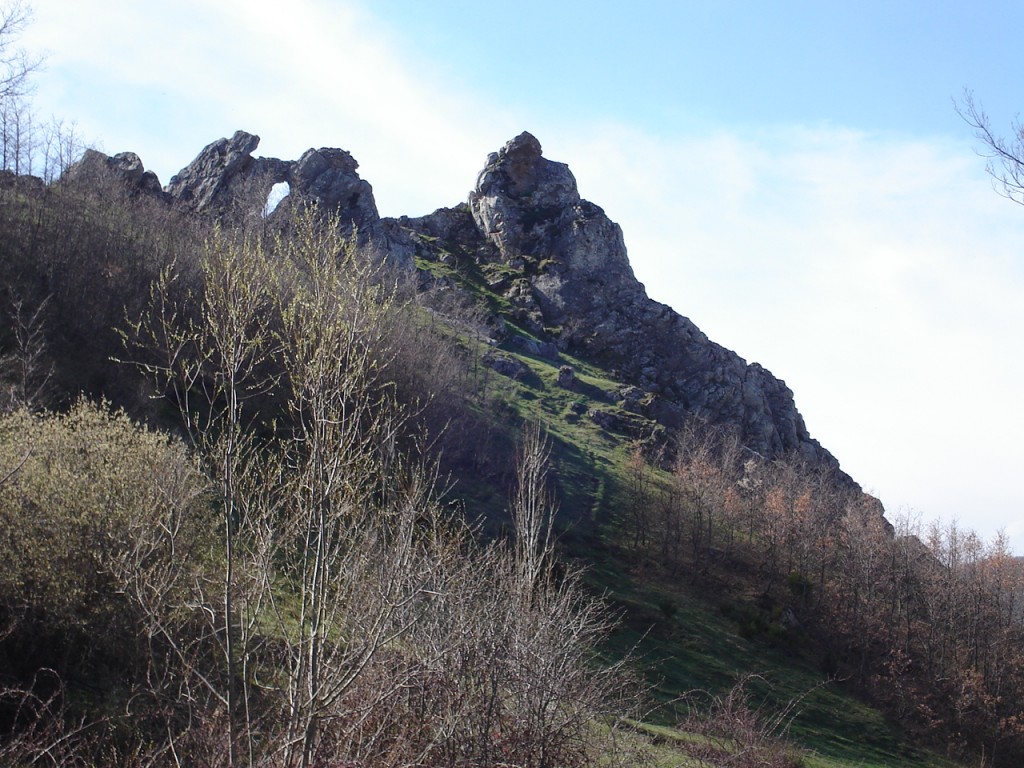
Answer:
(0, 173, 205, 416)
(0, 400, 211, 725)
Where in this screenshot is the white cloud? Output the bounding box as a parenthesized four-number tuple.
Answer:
(25, 0, 519, 214)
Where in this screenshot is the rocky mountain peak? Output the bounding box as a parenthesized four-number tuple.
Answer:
(480, 131, 573, 201)
(462, 132, 840, 469)
(469, 132, 640, 326)
(496, 132, 544, 194)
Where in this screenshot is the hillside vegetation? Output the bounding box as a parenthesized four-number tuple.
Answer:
(2, 12, 1024, 763)
(1, 192, 643, 766)
(0, 167, 1021, 768)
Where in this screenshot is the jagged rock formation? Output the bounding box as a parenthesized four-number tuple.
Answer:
(470, 132, 644, 320)
(163, 130, 381, 239)
(396, 132, 838, 469)
(164, 130, 261, 209)
(68, 129, 842, 473)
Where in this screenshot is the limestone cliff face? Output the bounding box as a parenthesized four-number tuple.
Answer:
(71, 129, 841, 471)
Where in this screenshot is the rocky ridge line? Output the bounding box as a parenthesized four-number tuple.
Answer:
(68, 130, 843, 476)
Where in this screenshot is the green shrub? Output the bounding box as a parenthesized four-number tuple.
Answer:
(0, 400, 210, 680)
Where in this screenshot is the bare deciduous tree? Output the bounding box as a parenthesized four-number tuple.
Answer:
(0, 293, 52, 413)
(958, 89, 1024, 206)
(511, 422, 557, 601)
(128, 219, 284, 765)
(0, 2, 43, 175)
(0, 2, 38, 103)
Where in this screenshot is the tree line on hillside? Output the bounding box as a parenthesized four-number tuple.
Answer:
(627, 426, 1024, 765)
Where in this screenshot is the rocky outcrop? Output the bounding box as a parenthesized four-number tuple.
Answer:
(285, 147, 377, 226)
(65, 128, 842, 473)
(470, 132, 644, 324)
(164, 131, 381, 240)
(165, 130, 260, 210)
(64, 148, 165, 198)
(482, 351, 530, 380)
(403, 132, 838, 469)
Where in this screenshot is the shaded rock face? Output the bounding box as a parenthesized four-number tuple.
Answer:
(286, 147, 377, 226)
(165, 130, 260, 210)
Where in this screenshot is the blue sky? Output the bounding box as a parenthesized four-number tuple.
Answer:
(22, 0, 1024, 553)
